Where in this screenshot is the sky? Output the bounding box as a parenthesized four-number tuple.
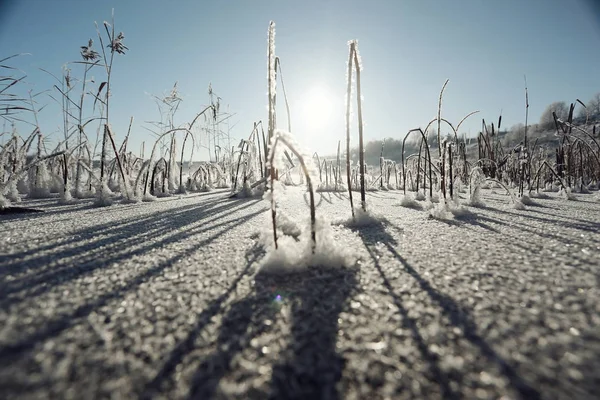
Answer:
(1, 0, 600, 160)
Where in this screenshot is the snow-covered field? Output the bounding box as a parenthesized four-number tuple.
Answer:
(1, 187, 599, 399)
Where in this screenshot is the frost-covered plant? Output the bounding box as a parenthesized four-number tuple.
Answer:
(266, 21, 277, 179)
(259, 215, 356, 274)
(429, 201, 454, 220)
(530, 160, 568, 198)
(399, 192, 424, 210)
(529, 189, 550, 199)
(429, 194, 472, 221)
(59, 178, 74, 204)
(345, 40, 366, 216)
(143, 127, 192, 196)
(233, 126, 262, 195)
(0, 150, 65, 208)
(178, 128, 195, 194)
(343, 204, 387, 228)
(402, 128, 433, 199)
(268, 130, 316, 253)
(72, 39, 100, 197)
(519, 193, 536, 206)
(94, 180, 114, 206)
(486, 177, 522, 208)
(93, 10, 129, 201)
(426, 189, 441, 204)
(468, 166, 486, 207)
(558, 187, 577, 200)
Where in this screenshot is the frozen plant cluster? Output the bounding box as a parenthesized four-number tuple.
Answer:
(259, 213, 358, 274)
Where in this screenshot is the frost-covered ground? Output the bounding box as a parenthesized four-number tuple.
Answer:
(1, 187, 599, 399)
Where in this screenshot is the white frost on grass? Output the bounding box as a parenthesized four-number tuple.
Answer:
(465, 196, 486, 207)
(28, 162, 52, 199)
(342, 205, 388, 228)
(259, 215, 357, 274)
(542, 183, 560, 192)
(76, 185, 97, 199)
(121, 193, 142, 204)
(512, 199, 526, 210)
(262, 180, 288, 206)
(400, 193, 424, 210)
(58, 181, 75, 205)
(429, 198, 473, 220)
(529, 190, 550, 199)
(427, 191, 441, 204)
(94, 182, 114, 207)
(0, 194, 10, 209)
(447, 199, 474, 218)
(5, 181, 20, 203)
(520, 194, 536, 206)
(233, 181, 265, 198)
(276, 211, 302, 238)
(466, 181, 486, 207)
(142, 192, 158, 202)
(154, 191, 174, 198)
(455, 178, 467, 194)
(558, 187, 577, 201)
(429, 201, 454, 220)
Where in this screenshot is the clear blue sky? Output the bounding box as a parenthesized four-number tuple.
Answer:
(1, 0, 600, 159)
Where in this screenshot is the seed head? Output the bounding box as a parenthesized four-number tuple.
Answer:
(80, 39, 99, 61)
(108, 32, 128, 55)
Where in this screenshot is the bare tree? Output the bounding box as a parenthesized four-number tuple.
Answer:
(539, 101, 568, 130)
(505, 123, 525, 145)
(578, 93, 600, 122)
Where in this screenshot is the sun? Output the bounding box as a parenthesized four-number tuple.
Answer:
(300, 85, 335, 132)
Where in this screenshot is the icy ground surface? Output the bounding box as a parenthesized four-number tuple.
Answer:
(1, 187, 599, 399)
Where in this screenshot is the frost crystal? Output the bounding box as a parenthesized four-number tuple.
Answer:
(260, 215, 357, 274)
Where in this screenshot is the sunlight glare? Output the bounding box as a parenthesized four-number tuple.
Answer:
(300, 85, 335, 132)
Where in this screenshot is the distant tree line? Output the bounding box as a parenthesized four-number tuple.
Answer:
(346, 129, 456, 166)
(503, 92, 600, 146)
(537, 92, 600, 130)
(338, 92, 600, 166)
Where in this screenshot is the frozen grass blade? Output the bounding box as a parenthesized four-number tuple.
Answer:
(268, 131, 316, 253)
(345, 41, 367, 214)
(437, 79, 449, 158)
(345, 40, 355, 218)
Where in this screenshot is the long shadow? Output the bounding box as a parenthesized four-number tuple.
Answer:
(317, 191, 334, 204)
(331, 191, 346, 201)
(489, 214, 596, 246)
(500, 207, 600, 233)
(0, 208, 265, 361)
(0, 190, 224, 225)
(142, 245, 264, 398)
(471, 206, 599, 248)
(355, 221, 461, 399)
(457, 216, 501, 233)
(356, 220, 542, 400)
(1, 198, 262, 304)
(268, 266, 357, 400)
(3, 192, 232, 266)
(0, 206, 45, 215)
(184, 265, 357, 400)
(493, 229, 600, 281)
(526, 205, 600, 225)
(1, 194, 220, 270)
(443, 212, 507, 234)
(1, 201, 261, 306)
(449, 209, 600, 284)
